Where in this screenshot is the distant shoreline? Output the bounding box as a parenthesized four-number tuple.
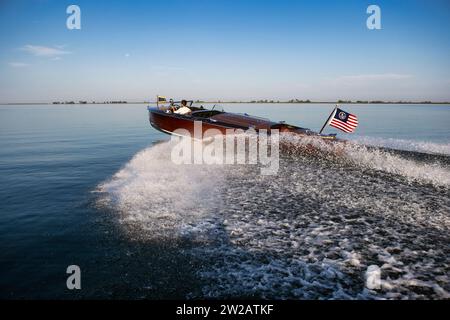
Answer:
(1, 100, 450, 106)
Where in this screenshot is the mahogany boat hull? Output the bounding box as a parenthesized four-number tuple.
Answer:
(148, 107, 338, 141)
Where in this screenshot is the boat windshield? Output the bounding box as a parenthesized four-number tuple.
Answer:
(191, 110, 224, 118)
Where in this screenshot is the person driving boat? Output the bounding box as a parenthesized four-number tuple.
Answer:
(173, 99, 192, 115)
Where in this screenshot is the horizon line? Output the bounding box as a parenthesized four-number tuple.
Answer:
(1, 99, 450, 105)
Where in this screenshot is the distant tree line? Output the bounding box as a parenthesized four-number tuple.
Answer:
(52, 100, 128, 105)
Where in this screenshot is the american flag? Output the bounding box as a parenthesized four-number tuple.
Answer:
(329, 108, 358, 133)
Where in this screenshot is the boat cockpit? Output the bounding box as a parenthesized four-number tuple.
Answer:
(157, 99, 225, 118)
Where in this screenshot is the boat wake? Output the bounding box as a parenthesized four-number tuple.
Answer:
(96, 136, 450, 299)
(348, 136, 450, 156)
(96, 141, 225, 240)
(280, 134, 450, 188)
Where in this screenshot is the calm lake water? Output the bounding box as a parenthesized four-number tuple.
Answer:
(0, 103, 449, 299)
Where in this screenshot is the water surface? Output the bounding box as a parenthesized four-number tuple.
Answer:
(0, 103, 449, 299)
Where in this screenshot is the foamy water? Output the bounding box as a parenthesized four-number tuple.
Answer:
(348, 136, 450, 156)
(97, 141, 225, 238)
(97, 136, 450, 299)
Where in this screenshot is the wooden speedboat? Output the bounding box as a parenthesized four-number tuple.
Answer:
(147, 99, 338, 141)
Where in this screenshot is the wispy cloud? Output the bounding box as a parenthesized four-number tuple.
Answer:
(21, 45, 71, 57)
(8, 62, 29, 67)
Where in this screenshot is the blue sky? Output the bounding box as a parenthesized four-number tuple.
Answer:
(0, 0, 449, 102)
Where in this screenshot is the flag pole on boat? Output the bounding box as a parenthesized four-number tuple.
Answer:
(156, 95, 167, 109)
(319, 105, 338, 134)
